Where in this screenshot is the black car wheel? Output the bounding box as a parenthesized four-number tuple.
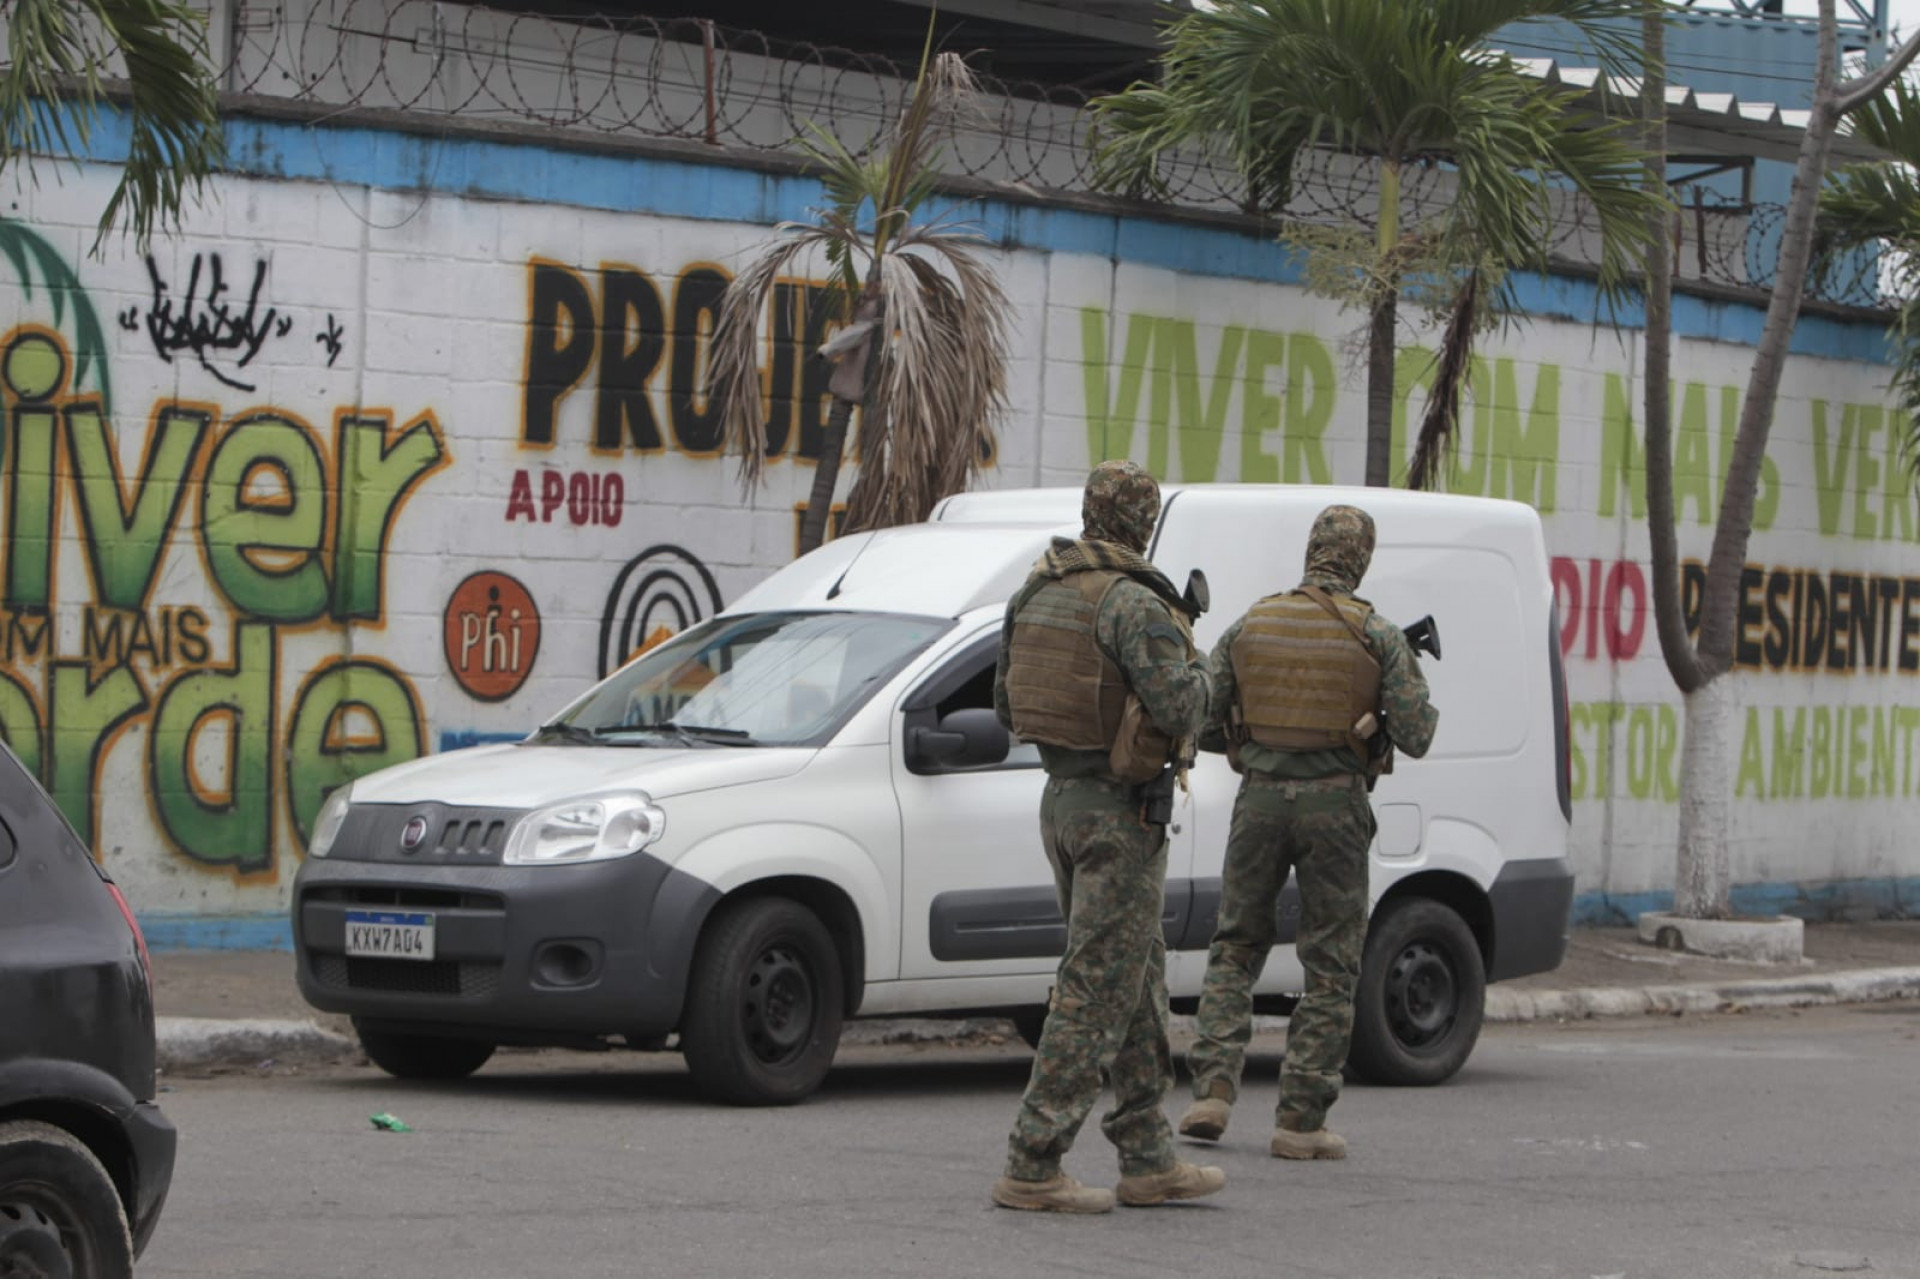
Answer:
(0, 1121, 133, 1279)
(680, 897, 844, 1106)
(1347, 898, 1486, 1087)
(354, 1025, 497, 1080)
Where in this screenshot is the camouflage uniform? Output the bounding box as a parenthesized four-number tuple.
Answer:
(1187, 505, 1438, 1136)
(993, 461, 1211, 1183)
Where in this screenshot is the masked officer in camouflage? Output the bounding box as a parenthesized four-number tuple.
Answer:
(989, 460, 1226, 1214)
(1177, 504, 1437, 1160)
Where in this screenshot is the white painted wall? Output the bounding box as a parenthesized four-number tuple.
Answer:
(1, 128, 1909, 933)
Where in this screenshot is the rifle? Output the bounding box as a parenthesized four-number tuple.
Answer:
(1402, 614, 1442, 660)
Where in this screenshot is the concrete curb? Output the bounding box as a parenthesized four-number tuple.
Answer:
(156, 1016, 355, 1071)
(1483, 966, 1920, 1023)
(154, 967, 1920, 1068)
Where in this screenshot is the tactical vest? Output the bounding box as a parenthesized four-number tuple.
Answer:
(1231, 588, 1380, 757)
(1004, 572, 1130, 751)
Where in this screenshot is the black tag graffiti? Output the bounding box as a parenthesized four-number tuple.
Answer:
(116, 254, 308, 392)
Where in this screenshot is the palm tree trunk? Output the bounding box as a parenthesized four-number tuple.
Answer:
(1365, 288, 1397, 487)
(798, 394, 855, 556)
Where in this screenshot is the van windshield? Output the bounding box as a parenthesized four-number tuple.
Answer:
(536, 611, 951, 748)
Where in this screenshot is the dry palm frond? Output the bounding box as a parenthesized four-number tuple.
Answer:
(843, 228, 1011, 532)
(1406, 267, 1480, 492)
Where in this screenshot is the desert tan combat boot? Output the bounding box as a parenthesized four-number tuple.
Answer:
(991, 1173, 1116, 1214)
(1178, 1097, 1231, 1142)
(1270, 1126, 1348, 1160)
(1115, 1160, 1227, 1206)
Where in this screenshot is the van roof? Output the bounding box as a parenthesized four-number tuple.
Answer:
(730, 484, 1544, 621)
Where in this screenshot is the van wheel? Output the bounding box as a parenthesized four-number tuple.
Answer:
(355, 1025, 497, 1079)
(1010, 1008, 1048, 1050)
(1347, 899, 1485, 1087)
(681, 897, 845, 1106)
(0, 1120, 134, 1279)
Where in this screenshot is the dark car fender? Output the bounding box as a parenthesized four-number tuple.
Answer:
(0, 1056, 176, 1253)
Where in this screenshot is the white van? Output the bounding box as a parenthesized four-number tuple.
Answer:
(292, 485, 1573, 1105)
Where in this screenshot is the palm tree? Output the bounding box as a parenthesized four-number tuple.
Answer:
(1818, 74, 1920, 477)
(707, 49, 1011, 556)
(1086, 0, 1662, 488)
(2, 0, 225, 252)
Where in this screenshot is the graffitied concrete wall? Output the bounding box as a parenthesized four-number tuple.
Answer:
(1, 108, 1911, 946)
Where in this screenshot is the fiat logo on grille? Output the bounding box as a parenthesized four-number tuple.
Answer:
(400, 816, 430, 851)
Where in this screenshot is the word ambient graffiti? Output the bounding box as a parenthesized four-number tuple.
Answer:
(0, 325, 447, 872)
(443, 572, 541, 701)
(504, 468, 625, 525)
(598, 545, 724, 678)
(116, 253, 345, 392)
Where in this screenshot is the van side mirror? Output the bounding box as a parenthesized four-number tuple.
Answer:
(1182, 569, 1210, 619)
(908, 708, 1010, 770)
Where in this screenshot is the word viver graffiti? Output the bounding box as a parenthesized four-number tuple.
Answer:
(0, 326, 447, 872)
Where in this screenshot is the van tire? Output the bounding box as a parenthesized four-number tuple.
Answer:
(1010, 1008, 1048, 1050)
(1347, 898, 1485, 1086)
(356, 1025, 497, 1079)
(0, 1120, 134, 1279)
(681, 897, 845, 1106)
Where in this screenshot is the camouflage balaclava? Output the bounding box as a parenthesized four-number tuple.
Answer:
(1080, 460, 1160, 554)
(1303, 504, 1375, 592)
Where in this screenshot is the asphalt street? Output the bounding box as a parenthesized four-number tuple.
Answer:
(140, 1003, 1920, 1279)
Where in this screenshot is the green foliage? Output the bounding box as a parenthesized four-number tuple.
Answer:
(1, 0, 225, 253)
(1087, 0, 1663, 485)
(1820, 75, 1920, 479)
(0, 216, 112, 409)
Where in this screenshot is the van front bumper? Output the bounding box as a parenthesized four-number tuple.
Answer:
(292, 850, 720, 1044)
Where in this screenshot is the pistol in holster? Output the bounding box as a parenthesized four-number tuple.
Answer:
(1137, 765, 1178, 827)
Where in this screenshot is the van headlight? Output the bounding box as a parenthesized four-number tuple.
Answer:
(307, 787, 353, 858)
(504, 793, 667, 866)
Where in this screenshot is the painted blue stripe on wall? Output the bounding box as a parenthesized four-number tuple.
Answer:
(44, 102, 1896, 365)
(142, 913, 293, 953)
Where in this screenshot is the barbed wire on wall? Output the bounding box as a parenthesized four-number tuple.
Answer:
(216, 0, 1891, 310)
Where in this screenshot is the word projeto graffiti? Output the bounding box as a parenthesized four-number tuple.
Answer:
(517, 258, 854, 458)
(0, 327, 446, 872)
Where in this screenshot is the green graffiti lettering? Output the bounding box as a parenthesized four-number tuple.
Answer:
(1854, 404, 1883, 541)
(1568, 702, 1589, 800)
(1154, 320, 1240, 483)
(1446, 358, 1493, 496)
(1626, 705, 1653, 799)
(66, 403, 208, 612)
(1656, 703, 1679, 801)
(1885, 411, 1917, 543)
(1810, 706, 1833, 798)
(149, 622, 275, 871)
(203, 414, 329, 622)
(47, 660, 147, 848)
(1810, 401, 1855, 536)
(1240, 330, 1284, 484)
(1284, 333, 1334, 484)
(1718, 386, 1780, 532)
(1735, 706, 1766, 797)
(333, 412, 447, 621)
(1491, 361, 1558, 512)
(1599, 373, 1647, 519)
(1674, 381, 1714, 524)
(0, 670, 42, 778)
(1872, 705, 1896, 796)
(286, 660, 425, 848)
(6, 407, 59, 610)
(1847, 704, 1870, 799)
(1771, 706, 1805, 799)
(1081, 309, 1153, 464)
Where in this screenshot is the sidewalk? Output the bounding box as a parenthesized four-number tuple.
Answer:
(150, 921, 1920, 1070)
